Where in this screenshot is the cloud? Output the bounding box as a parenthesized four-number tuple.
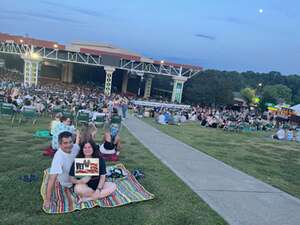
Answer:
(194, 33, 216, 40)
(225, 17, 248, 25)
(0, 15, 23, 21)
(41, 1, 105, 18)
(208, 16, 251, 26)
(0, 10, 83, 24)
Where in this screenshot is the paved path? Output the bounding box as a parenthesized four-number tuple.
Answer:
(123, 115, 300, 225)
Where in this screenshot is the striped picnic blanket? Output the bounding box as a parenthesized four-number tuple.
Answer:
(40, 164, 154, 214)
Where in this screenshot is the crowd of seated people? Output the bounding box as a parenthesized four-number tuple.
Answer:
(195, 107, 275, 131)
(0, 70, 131, 205)
(132, 104, 295, 133)
(272, 127, 300, 142)
(0, 71, 130, 120)
(2, 68, 300, 209)
(0, 69, 127, 127)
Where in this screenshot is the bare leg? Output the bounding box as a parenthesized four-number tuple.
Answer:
(99, 182, 117, 198)
(74, 183, 94, 203)
(79, 182, 117, 202)
(74, 182, 116, 202)
(115, 136, 121, 153)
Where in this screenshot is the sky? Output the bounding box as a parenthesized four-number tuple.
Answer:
(0, 0, 300, 75)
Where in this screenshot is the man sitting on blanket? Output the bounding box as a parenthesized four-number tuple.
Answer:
(43, 131, 80, 209)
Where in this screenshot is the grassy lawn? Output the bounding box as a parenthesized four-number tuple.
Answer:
(0, 116, 227, 225)
(142, 118, 300, 199)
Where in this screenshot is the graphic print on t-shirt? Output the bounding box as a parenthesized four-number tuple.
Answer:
(75, 158, 99, 176)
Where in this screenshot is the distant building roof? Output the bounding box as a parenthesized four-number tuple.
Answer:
(0, 32, 65, 49)
(0, 32, 202, 70)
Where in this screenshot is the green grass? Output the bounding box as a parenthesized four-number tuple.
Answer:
(142, 118, 300, 199)
(0, 116, 227, 225)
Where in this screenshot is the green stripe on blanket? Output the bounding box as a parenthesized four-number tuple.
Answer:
(40, 164, 154, 214)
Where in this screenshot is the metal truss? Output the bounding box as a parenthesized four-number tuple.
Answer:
(119, 59, 200, 78)
(0, 42, 103, 65)
(0, 41, 201, 79)
(144, 77, 152, 98)
(104, 71, 113, 96)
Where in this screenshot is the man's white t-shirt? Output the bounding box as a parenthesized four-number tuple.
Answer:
(158, 114, 166, 124)
(49, 144, 80, 187)
(92, 112, 106, 121)
(276, 129, 285, 140)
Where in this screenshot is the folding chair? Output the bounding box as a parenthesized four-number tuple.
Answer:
(226, 123, 238, 132)
(41, 101, 49, 117)
(265, 123, 273, 131)
(242, 123, 251, 132)
(63, 110, 74, 121)
(0, 104, 15, 126)
(76, 112, 90, 127)
(51, 107, 63, 118)
(111, 115, 122, 130)
(19, 108, 38, 126)
(94, 115, 106, 128)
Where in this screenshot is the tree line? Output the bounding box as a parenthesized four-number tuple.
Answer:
(182, 70, 300, 108)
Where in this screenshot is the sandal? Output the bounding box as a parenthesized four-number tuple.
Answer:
(30, 174, 38, 182)
(19, 175, 31, 183)
(19, 174, 38, 183)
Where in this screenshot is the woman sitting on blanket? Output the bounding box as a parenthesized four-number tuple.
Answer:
(69, 140, 116, 203)
(99, 124, 121, 160)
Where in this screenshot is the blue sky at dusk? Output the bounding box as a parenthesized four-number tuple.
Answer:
(0, 0, 300, 74)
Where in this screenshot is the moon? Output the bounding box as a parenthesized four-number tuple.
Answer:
(259, 9, 263, 14)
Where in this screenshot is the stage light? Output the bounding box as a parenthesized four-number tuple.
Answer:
(31, 52, 41, 60)
(53, 44, 58, 48)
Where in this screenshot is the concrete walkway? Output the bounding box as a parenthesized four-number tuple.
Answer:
(123, 115, 300, 225)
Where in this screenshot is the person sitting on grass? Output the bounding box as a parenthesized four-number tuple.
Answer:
(295, 129, 300, 142)
(99, 124, 121, 158)
(52, 116, 75, 150)
(272, 127, 286, 140)
(163, 111, 170, 124)
(180, 113, 187, 123)
(50, 113, 62, 136)
(286, 128, 294, 141)
(43, 131, 80, 209)
(21, 98, 36, 112)
(69, 140, 116, 203)
(3, 96, 17, 112)
(157, 112, 166, 125)
(168, 112, 175, 125)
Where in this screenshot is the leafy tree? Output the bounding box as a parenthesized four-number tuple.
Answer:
(183, 70, 233, 106)
(292, 90, 300, 105)
(240, 88, 256, 105)
(261, 84, 292, 105)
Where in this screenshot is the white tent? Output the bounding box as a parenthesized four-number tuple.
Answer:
(291, 104, 300, 116)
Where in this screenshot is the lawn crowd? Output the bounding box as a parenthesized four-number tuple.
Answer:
(1, 69, 299, 208)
